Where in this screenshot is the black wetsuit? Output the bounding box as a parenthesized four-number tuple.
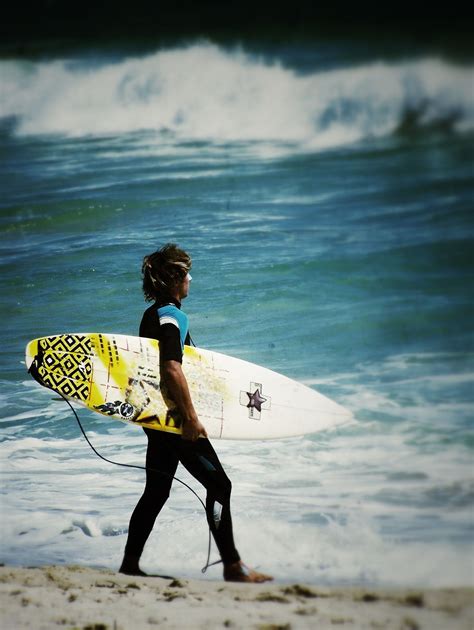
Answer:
(123, 298, 240, 565)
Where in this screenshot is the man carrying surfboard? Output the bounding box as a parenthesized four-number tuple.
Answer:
(119, 243, 272, 583)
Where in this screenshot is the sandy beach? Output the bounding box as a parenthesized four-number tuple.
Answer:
(0, 564, 472, 630)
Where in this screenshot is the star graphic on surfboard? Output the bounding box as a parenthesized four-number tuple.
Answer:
(239, 382, 271, 420)
(246, 388, 267, 413)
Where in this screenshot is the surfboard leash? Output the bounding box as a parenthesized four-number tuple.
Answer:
(58, 394, 222, 575)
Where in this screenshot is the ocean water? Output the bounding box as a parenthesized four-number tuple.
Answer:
(1, 40, 473, 587)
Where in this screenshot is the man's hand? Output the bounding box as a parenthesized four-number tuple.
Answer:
(181, 416, 208, 442)
(160, 359, 208, 442)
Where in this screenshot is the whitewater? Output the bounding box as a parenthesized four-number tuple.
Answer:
(1, 43, 473, 146)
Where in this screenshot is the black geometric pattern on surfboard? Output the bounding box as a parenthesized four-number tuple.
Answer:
(38, 334, 92, 355)
(36, 335, 92, 402)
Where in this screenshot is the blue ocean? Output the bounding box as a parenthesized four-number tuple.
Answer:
(1, 39, 473, 587)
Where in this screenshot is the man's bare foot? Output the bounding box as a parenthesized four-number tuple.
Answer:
(224, 560, 273, 583)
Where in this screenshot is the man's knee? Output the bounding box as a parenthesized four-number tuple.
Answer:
(144, 474, 173, 502)
(223, 475, 232, 497)
(213, 474, 232, 505)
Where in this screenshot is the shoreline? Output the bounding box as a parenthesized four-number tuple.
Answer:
(0, 564, 472, 629)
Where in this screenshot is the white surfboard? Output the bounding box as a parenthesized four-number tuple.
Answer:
(25, 333, 352, 440)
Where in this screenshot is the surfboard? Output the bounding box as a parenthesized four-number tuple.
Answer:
(25, 333, 352, 440)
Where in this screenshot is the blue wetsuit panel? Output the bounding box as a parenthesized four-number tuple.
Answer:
(157, 304, 189, 352)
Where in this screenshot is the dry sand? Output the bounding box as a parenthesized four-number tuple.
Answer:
(0, 564, 472, 629)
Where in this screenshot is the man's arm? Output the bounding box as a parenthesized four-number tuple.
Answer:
(160, 359, 208, 441)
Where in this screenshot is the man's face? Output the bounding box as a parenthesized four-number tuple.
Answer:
(178, 272, 192, 300)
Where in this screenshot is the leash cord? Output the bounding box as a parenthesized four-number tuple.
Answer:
(59, 394, 221, 574)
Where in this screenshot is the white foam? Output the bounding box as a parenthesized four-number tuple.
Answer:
(1, 44, 472, 149)
(1, 426, 472, 586)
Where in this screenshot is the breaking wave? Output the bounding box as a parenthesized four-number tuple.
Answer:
(1, 43, 473, 149)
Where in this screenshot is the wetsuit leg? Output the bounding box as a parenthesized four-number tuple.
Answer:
(175, 438, 241, 565)
(124, 431, 240, 566)
(124, 429, 179, 558)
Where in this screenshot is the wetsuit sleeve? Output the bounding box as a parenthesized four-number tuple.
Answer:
(159, 324, 183, 363)
(157, 304, 189, 363)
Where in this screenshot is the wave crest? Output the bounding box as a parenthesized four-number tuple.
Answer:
(1, 43, 472, 148)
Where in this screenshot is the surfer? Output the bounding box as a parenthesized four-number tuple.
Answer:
(119, 243, 272, 583)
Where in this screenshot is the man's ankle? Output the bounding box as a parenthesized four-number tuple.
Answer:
(119, 553, 146, 576)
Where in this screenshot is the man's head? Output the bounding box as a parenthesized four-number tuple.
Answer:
(142, 243, 192, 302)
